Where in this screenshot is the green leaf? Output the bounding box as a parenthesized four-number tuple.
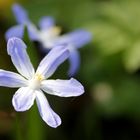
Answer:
(89, 21, 129, 55)
(123, 41, 140, 72)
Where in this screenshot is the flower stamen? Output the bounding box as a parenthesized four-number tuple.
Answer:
(28, 73, 44, 90)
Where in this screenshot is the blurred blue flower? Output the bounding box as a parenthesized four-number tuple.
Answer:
(5, 3, 92, 76)
(0, 37, 84, 128)
(5, 4, 39, 41)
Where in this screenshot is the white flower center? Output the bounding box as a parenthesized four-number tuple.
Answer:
(28, 74, 44, 90)
(39, 26, 61, 48)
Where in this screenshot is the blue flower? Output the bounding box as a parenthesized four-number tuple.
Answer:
(5, 3, 92, 76)
(5, 4, 39, 41)
(0, 37, 84, 128)
(5, 4, 59, 42)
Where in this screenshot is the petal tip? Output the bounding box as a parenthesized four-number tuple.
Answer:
(70, 78, 85, 96)
(48, 116, 62, 128)
(5, 25, 24, 41)
(42, 110, 62, 128)
(12, 3, 24, 14)
(42, 109, 62, 128)
(7, 37, 26, 55)
(12, 3, 20, 10)
(12, 88, 35, 112)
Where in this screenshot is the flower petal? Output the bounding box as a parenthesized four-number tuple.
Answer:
(52, 29, 92, 48)
(36, 45, 69, 78)
(0, 69, 27, 87)
(12, 87, 35, 111)
(68, 48, 80, 76)
(7, 37, 35, 79)
(27, 23, 39, 41)
(5, 25, 24, 41)
(36, 90, 61, 128)
(41, 78, 84, 97)
(12, 3, 30, 24)
(39, 16, 55, 30)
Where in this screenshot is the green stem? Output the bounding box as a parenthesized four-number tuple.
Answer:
(26, 104, 45, 140)
(14, 113, 23, 140)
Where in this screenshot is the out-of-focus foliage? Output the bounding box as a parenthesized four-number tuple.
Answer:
(89, 0, 140, 72)
(80, 0, 140, 118)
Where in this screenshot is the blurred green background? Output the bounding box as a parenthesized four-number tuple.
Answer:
(0, 0, 140, 140)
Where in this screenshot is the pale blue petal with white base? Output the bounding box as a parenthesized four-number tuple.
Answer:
(68, 48, 80, 76)
(41, 78, 84, 97)
(5, 25, 24, 41)
(36, 90, 61, 128)
(7, 37, 35, 79)
(53, 29, 92, 48)
(0, 69, 27, 87)
(12, 87, 36, 111)
(12, 3, 30, 24)
(39, 16, 55, 30)
(36, 45, 69, 79)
